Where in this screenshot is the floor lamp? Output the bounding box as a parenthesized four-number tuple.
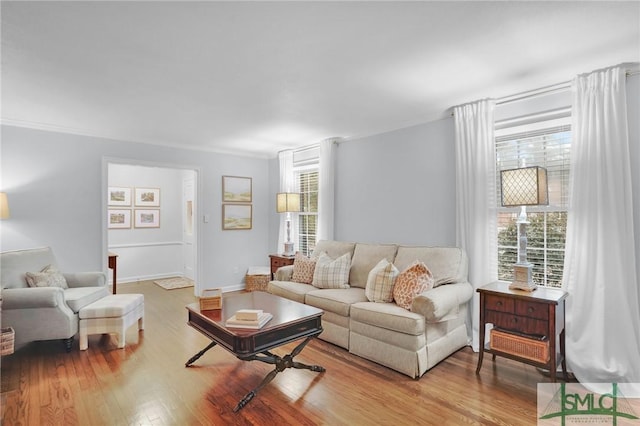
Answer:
(500, 166, 549, 291)
(277, 192, 301, 256)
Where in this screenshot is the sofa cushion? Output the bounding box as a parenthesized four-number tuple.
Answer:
(291, 253, 316, 284)
(267, 280, 315, 304)
(312, 240, 356, 260)
(365, 259, 398, 303)
(312, 252, 351, 289)
(351, 302, 425, 336)
(393, 261, 434, 310)
(25, 265, 69, 289)
(64, 286, 110, 313)
(305, 288, 367, 317)
(394, 246, 468, 287)
(349, 243, 398, 288)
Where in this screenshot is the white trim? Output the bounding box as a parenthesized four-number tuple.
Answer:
(109, 241, 183, 249)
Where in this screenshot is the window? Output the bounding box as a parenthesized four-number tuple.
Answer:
(293, 146, 320, 256)
(496, 117, 571, 288)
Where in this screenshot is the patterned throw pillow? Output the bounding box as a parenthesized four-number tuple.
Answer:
(365, 259, 399, 302)
(312, 252, 351, 289)
(25, 264, 69, 289)
(292, 253, 317, 284)
(393, 260, 434, 310)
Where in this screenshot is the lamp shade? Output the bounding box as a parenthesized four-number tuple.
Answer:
(276, 193, 301, 213)
(501, 166, 549, 207)
(0, 192, 10, 219)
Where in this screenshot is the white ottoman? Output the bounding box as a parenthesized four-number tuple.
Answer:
(79, 294, 144, 350)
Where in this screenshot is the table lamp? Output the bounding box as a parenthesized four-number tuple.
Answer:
(0, 192, 10, 219)
(500, 166, 548, 291)
(277, 192, 301, 256)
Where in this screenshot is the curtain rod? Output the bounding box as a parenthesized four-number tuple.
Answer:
(451, 66, 640, 116)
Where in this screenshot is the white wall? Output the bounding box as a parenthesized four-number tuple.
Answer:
(0, 126, 270, 293)
(335, 117, 456, 246)
(108, 163, 188, 283)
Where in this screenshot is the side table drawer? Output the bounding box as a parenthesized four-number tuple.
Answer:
(485, 295, 515, 313)
(486, 311, 549, 336)
(515, 300, 549, 320)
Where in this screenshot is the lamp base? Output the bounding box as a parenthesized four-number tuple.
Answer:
(283, 242, 295, 257)
(509, 263, 537, 292)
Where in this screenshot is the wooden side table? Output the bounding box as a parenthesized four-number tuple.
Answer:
(269, 254, 295, 278)
(476, 281, 568, 382)
(108, 252, 118, 294)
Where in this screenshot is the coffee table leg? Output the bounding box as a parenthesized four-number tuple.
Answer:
(233, 336, 325, 412)
(185, 341, 217, 367)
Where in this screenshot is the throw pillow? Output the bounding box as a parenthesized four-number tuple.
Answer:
(312, 252, 351, 289)
(393, 260, 434, 310)
(25, 264, 69, 289)
(365, 259, 399, 303)
(291, 252, 317, 284)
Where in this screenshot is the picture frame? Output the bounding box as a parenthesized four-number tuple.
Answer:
(108, 209, 131, 229)
(222, 204, 252, 230)
(134, 209, 160, 228)
(135, 187, 160, 207)
(222, 176, 252, 202)
(108, 187, 131, 206)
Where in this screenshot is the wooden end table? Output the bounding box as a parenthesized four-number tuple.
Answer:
(185, 291, 324, 412)
(476, 281, 568, 382)
(269, 254, 295, 278)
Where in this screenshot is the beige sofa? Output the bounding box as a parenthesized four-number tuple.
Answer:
(267, 240, 473, 378)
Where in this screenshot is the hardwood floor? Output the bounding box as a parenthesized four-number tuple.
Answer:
(1, 281, 565, 425)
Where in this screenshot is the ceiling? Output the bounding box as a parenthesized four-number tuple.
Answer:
(2, 1, 639, 158)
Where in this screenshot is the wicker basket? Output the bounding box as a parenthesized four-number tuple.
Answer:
(199, 288, 222, 311)
(1, 327, 15, 356)
(245, 267, 271, 292)
(490, 328, 549, 363)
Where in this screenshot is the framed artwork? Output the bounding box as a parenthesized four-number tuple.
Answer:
(108, 209, 131, 229)
(222, 176, 252, 202)
(135, 187, 160, 207)
(108, 187, 131, 206)
(134, 209, 160, 228)
(222, 204, 252, 230)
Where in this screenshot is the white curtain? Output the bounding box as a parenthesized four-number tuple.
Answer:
(317, 138, 337, 242)
(563, 66, 640, 392)
(277, 150, 295, 253)
(454, 99, 498, 351)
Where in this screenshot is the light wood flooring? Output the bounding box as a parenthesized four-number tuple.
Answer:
(1, 280, 565, 425)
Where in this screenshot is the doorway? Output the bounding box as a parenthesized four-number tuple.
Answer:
(104, 159, 200, 295)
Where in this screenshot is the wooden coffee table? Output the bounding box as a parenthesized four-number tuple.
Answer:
(185, 291, 325, 412)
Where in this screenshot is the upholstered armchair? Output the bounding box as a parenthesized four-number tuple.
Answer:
(0, 247, 109, 351)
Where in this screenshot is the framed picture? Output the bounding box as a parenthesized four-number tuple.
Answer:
(222, 176, 252, 202)
(134, 209, 160, 228)
(135, 187, 160, 207)
(108, 209, 131, 229)
(222, 204, 252, 230)
(108, 187, 131, 206)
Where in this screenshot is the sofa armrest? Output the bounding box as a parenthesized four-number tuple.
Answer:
(1, 287, 65, 309)
(63, 272, 107, 288)
(274, 265, 294, 281)
(411, 282, 474, 323)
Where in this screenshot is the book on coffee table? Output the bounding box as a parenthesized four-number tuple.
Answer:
(226, 312, 273, 329)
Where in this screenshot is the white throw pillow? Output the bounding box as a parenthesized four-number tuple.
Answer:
(365, 259, 399, 303)
(25, 264, 69, 289)
(312, 252, 351, 289)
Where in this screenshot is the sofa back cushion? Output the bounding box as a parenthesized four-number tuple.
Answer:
(312, 240, 356, 260)
(1, 247, 58, 289)
(350, 243, 398, 288)
(394, 246, 468, 287)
